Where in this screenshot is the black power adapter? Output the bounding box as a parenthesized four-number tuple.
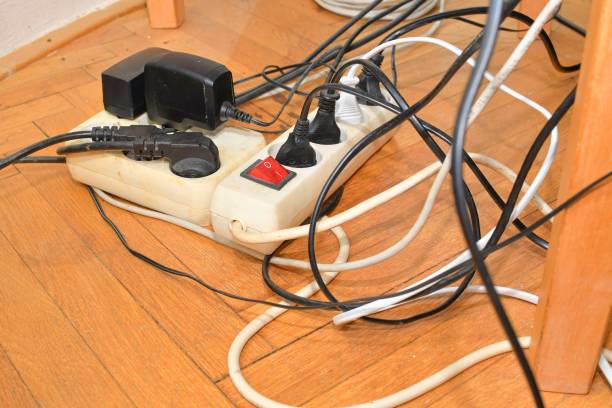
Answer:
(102, 49, 237, 131)
(144, 52, 235, 130)
(101, 47, 170, 119)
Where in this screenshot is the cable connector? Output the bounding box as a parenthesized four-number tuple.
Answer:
(59, 125, 221, 178)
(356, 54, 386, 106)
(275, 119, 317, 168)
(308, 91, 341, 145)
(220, 102, 253, 124)
(335, 76, 363, 125)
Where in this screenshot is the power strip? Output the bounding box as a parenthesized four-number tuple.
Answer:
(211, 104, 395, 254)
(65, 111, 265, 225)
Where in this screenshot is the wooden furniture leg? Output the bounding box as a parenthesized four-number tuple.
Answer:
(531, 0, 612, 394)
(517, 0, 552, 33)
(146, 0, 184, 29)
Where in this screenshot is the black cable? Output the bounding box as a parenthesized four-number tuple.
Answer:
(58, 142, 133, 154)
(236, 5, 579, 105)
(449, 0, 543, 405)
(488, 89, 575, 253)
(87, 185, 345, 311)
(246, 49, 342, 127)
(236, 0, 439, 104)
(383, 7, 580, 73)
(16, 156, 67, 164)
(244, 0, 423, 127)
(554, 13, 586, 37)
(326, 0, 427, 82)
(294, 58, 485, 324)
(0, 131, 91, 172)
(486, 171, 611, 254)
(422, 122, 549, 250)
(454, 16, 528, 32)
(235, 0, 383, 104)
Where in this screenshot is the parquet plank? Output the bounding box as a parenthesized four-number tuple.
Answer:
(0, 173, 232, 406)
(0, 347, 38, 407)
(17, 162, 274, 381)
(0, 227, 131, 407)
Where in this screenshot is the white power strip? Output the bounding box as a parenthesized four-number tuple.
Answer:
(65, 111, 265, 225)
(210, 104, 395, 254)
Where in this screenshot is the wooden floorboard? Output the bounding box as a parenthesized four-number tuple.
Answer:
(0, 0, 608, 406)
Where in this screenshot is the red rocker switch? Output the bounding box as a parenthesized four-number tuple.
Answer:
(241, 156, 296, 190)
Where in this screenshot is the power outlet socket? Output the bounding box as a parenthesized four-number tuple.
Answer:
(65, 110, 265, 225)
(210, 104, 395, 254)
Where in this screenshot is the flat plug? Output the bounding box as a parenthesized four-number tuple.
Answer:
(275, 119, 317, 168)
(308, 90, 341, 145)
(356, 54, 386, 106)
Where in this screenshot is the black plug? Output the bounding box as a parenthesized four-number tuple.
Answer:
(356, 54, 386, 106)
(308, 91, 341, 145)
(59, 125, 221, 178)
(275, 119, 317, 168)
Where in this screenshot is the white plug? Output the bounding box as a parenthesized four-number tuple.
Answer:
(335, 75, 363, 125)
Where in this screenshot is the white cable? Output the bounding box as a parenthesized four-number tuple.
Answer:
(332, 35, 559, 325)
(228, 225, 350, 408)
(599, 354, 612, 387)
(468, 0, 563, 124)
(229, 282, 612, 407)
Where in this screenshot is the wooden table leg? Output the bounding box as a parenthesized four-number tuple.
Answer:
(146, 0, 185, 29)
(517, 0, 552, 33)
(531, 0, 612, 394)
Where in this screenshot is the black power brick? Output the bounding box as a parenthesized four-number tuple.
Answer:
(102, 49, 235, 131)
(145, 52, 235, 130)
(102, 48, 170, 119)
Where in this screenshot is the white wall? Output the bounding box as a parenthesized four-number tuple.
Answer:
(0, 0, 119, 57)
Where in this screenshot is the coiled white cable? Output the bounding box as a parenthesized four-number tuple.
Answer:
(229, 281, 612, 407)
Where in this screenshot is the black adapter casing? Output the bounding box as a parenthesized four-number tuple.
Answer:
(101, 47, 170, 119)
(144, 52, 235, 130)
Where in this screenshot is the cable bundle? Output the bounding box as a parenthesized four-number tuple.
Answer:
(0, 0, 605, 406)
(314, 0, 439, 20)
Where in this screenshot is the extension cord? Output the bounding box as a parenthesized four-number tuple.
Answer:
(211, 103, 395, 254)
(65, 111, 265, 225)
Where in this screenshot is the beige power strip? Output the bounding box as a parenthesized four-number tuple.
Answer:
(65, 110, 265, 225)
(210, 104, 395, 254)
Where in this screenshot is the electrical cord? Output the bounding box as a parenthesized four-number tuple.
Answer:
(554, 13, 586, 36)
(0, 131, 91, 172)
(448, 0, 543, 405)
(382, 7, 580, 73)
(234, 0, 384, 104)
(229, 273, 612, 407)
(15, 156, 67, 164)
(235, 4, 579, 105)
(326, 0, 428, 82)
(330, 37, 558, 320)
(87, 185, 348, 311)
(230, 0, 427, 127)
(239, 37, 557, 277)
(297, 39, 559, 327)
(468, 0, 564, 125)
(315, 0, 439, 21)
(236, 0, 444, 104)
(91, 166, 612, 314)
